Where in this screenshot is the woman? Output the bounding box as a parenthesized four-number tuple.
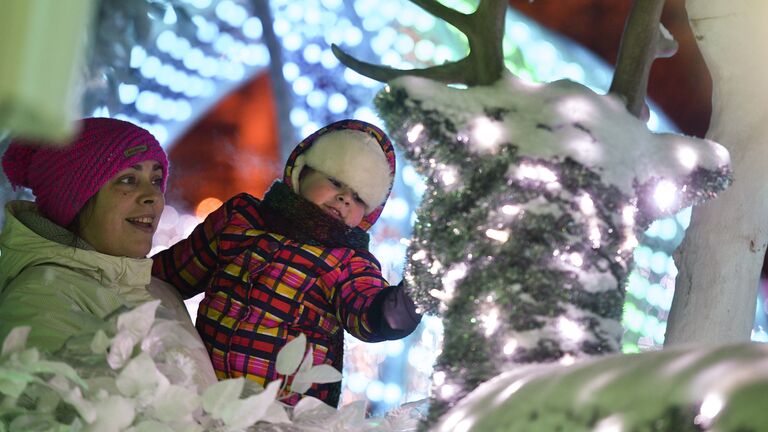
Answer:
(0, 117, 216, 388)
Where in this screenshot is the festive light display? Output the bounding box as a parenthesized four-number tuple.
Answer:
(1, 0, 761, 420)
(371, 72, 730, 422)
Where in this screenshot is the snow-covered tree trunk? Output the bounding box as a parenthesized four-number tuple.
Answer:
(665, 0, 768, 345)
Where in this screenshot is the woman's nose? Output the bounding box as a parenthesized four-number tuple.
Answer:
(337, 190, 352, 205)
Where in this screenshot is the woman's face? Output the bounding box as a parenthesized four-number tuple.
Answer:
(77, 160, 165, 258)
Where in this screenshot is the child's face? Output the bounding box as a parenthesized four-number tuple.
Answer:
(299, 169, 366, 227)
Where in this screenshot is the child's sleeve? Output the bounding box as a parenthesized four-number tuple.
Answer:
(337, 252, 421, 342)
(151, 193, 257, 298)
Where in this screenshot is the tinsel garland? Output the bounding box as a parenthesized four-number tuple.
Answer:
(374, 74, 731, 425)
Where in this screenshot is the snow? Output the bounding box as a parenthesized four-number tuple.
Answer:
(434, 343, 768, 431)
(394, 72, 729, 210)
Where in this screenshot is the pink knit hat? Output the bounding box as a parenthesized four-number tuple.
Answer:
(2, 117, 169, 227)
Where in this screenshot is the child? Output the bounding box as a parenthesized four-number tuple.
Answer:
(152, 119, 421, 406)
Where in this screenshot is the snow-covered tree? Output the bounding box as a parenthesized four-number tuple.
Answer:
(335, 0, 731, 426)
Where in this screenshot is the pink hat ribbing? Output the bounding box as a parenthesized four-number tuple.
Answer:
(2, 117, 168, 227)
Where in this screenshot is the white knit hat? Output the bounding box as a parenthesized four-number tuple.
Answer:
(290, 129, 393, 213)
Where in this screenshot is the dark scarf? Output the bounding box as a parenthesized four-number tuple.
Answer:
(260, 181, 370, 250)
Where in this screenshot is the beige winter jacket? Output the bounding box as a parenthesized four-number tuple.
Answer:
(0, 201, 216, 389)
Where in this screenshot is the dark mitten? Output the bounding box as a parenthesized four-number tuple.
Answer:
(370, 282, 422, 339)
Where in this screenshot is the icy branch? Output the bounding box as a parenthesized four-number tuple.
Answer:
(609, 0, 677, 119)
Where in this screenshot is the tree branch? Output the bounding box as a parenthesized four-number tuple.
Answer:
(609, 0, 674, 119)
(332, 0, 508, 86)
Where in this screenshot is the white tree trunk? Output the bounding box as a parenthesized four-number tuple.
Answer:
(665, 0, 768, 345)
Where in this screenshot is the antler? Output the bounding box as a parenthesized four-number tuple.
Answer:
(332, 0, 508, 86)
(609, 0, 676, 118)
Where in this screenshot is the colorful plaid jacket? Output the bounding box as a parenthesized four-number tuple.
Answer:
(153, 120, 401, 406)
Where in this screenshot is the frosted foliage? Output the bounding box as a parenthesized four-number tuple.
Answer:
(0, 302, 422, 431)
(434, 343, 768, 431)
(374, 73, 731, 423)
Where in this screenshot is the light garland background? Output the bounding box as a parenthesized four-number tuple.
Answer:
(0, 0, 763, 416)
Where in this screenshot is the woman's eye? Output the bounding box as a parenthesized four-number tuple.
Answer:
(353, 194, 365, 204)
(152, 177, 164, 187)
(328, 178, 342, 187)
(118, 176, 136, 185)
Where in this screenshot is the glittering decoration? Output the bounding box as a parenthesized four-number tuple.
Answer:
(374, 73, 731, 423)
(433, 342, 768, 432)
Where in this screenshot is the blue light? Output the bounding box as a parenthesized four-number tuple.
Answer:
(344, 26, 363, 47)
(414, 39, 436, 62)
(224, 62, 245, 81)
(163, 5, 177, 25)
(385, 339, 405, 356)
(136, 91, 159, 115)
(169, 70, 189, 93)
(199, 56, 218, 78)
(214, 33, 235, 54)
(285, 2, 303, 22)
(627, 271, 649, 299)
(273, 18, 291, 37)
(401, 164, 423, 188)
(321, 0, 343, 9)
(282, 62, 300, 81)
(156, 30, 176, 52)
(394, 34, 414, 54)
(365, 380, 385, 402)
(301, 122, 319, 139)
(289, 108, 309, 127)
(283, 33, 303, 52)
(242, 44, 270, 66)
(184, 76, 204, 98)
(292, 76, 314, 96)
(195, 19, 219, 44)
(383, 383, 403, 404)
(650, 251, 669, 275)
(353, 107, 380, 124)
(188, 0, 211, 9)
(306, 90, 327, 108)
(140, 56, 162, 79)
(130, 45, 147, 69)
(381, 50, 403, 68)
(414, 11, 436, 32)
(118, 84, 139, 104)
(158, 98, 177, 121)
(156, 64, 176, 87)
(175, 100, 192, 122)
(320, 49, 339, 69)
(343, 68, 362, 85)
(242, 17, 263, 39)
(382, 197, 410, 221)
(170, 37, 191, 60)
(658, 219, 678, 241)
(182, 48, 204, 70)
(347, 372, 369, 393)
(303, 44, 322, 64)
(633, 246, 652, 269)
(676, 206, 692, 229)
(327, 93, 348, 114)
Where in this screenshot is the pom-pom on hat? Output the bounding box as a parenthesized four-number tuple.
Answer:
(284, 119, 396, 231)
(2, 117, 168, 228)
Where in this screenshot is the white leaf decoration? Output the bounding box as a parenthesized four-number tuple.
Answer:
(219, 379, 282, 430)
(292, 364, 342, 395)
(202, 377, 245, 417)
(276, 333, 307, 376)
(1, 326, 30, 356)
(116, 352, 169, 400)
(85, 395, 135, 432)
(150, 384, 200, 422)
(116, 300, 160, 340)
(292, 396, 332, 419)
(90, 330, 111, 354)
(127, 420, 175, 432)
(261, 399, 292, 424)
